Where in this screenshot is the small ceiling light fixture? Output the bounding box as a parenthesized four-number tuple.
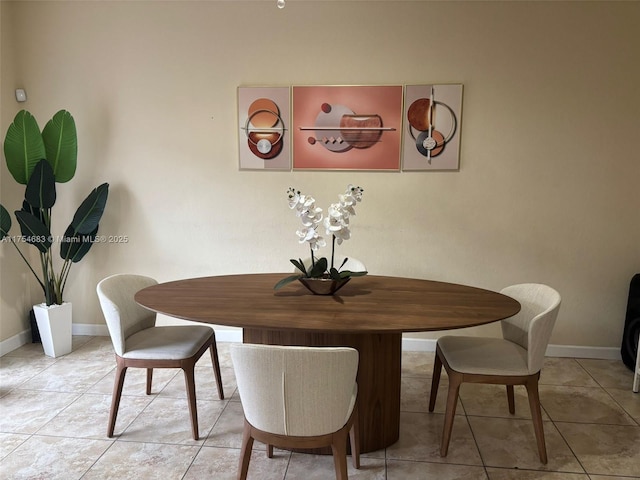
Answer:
(276, 0, 285, 9)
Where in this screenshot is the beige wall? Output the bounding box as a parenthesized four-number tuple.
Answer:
(1, 1, 639, 350)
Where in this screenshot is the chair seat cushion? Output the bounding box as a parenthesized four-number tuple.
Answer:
(123, 325, 213, 360)
(438, 336, 530, 376)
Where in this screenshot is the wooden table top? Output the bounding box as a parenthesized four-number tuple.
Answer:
(134, 273, 520, 334)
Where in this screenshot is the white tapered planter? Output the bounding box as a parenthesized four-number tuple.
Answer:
(33, 302, 72, 358)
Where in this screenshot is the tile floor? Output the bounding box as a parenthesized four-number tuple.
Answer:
(1, 336, 639, 479)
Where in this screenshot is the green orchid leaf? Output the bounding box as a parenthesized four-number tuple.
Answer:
(329, 267, 341, 280)
(274, 274, 303, 290)
(0, 204, 12, 239)
(339, 257, 348, 270)
(290, 258, 307, 275)
(42, 110, 77, 183)
(14, 210, 52, 253)
(3, 110, 46, 184)
(60, 224, 97, 263)
(340, 270, 368, 279)
(69, 183, 109, 234)
(309, 257, 328, 277)
(25, 159, 56, 209)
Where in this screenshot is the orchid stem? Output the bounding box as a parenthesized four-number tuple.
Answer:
(331, 235, 336, 270)
(310, 245, 315, 268)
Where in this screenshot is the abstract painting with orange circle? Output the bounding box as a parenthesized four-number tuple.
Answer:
(238, 86, 291, 170)
(402, 84, 463, 171)
(292, 85, 403, 171)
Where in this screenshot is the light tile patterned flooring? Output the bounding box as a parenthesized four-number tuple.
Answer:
(1, 336, 639, 479)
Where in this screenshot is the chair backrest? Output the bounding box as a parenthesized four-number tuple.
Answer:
(97, 274, 158, 356)
(231, 344, 359, 437)
(500, 283, 562, 374)
(299, 256, 367, 273)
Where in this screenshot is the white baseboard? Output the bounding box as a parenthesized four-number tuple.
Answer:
(0, 325, 622, 361)
(213, 329, 243, 343)
(402, 337, 437, 352)
(400, 337, 621, 360)
(0, 324, 109, 356)
(71, 323, 110, 336)
(0, 329, 32, 357)
(401, 337, 621, 360)
(545, 344, 621, 360)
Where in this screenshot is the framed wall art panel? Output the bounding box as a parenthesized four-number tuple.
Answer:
(402, 84, 463, 171)
(238, 86, 291, 170)
(292, 85, 403, 171)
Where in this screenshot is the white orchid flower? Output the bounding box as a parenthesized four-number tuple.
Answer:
(338, 195, 356, 217)
(324, 203, 353, 248)
(301, 195, 316, 209)
(346, 184, 364, 202)
(338, 185, 363, 217)
(298, 205, 323, 227)
(340, 191, 356, 207)
(296, 226, 326, 251)
(324, 204, 344, 231)
(333, 225, 351, 245)
(287, 187, 303, 210)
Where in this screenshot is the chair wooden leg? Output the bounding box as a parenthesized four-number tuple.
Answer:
(525, 374, 547, 464)
(238, 420, 254, 480)
(209, 341, 224, 400)
(331, 432, 349, 480)
(108, 363, 127, 437)
(440, 370, 462, 457)
(507, 385, 515, 414)
(349, 404, 360, 469)
(183, 367, 199, 440)
(429, 350, 443, 412)
(266, 444, 273, 458)
(146, 368, 153, 395)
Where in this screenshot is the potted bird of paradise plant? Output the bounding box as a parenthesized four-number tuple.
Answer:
(0, 110, 109, 357)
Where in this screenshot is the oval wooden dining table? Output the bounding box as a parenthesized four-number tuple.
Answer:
(135, 273, 520, 453)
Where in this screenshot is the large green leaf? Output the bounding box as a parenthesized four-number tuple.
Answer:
(21, 200, 46, 225)
(42, 110, 77, 183)
(60, 224, 98, 263)
(25, 159, 56, 209)
(3, 110, 46, 184)
(69, 183, 109, 235)
(14, 210, 52, 253)
(0, 204, 12, 239)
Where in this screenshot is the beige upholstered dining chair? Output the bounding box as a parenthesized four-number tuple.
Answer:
(428, 283, 561, 464)
(231, 344, 360, 480)
(97, 274, 224, 440)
